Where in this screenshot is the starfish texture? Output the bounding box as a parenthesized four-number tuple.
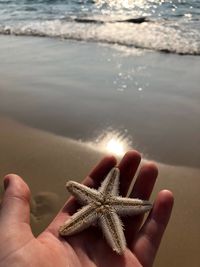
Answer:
(59, 167, 152, 254)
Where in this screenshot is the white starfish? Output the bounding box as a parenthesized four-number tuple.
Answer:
(59, 167, 152, 254)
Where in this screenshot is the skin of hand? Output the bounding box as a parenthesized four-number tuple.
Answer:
(0, 151, 173, 267)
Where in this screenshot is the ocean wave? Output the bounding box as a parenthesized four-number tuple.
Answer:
(0, 18, 200, 55)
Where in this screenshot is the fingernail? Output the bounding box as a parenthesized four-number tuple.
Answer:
(4, 178, 10, 190)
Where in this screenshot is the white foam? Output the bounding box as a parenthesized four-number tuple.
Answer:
(0, 18, 200, 55)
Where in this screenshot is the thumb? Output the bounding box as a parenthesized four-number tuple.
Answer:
(0, 174, 31, 225)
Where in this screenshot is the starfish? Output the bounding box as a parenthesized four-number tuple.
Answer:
(59, 167, 152, 254)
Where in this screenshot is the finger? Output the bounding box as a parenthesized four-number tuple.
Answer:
(46, 155, 116, 235)
(0, 174, 31, 225)
(132, 190, 174, 267)
(118, 150, 141, 196)
(125, 162, 158, 245)
(131, 161, 158, 199)
(83, 154, 117, 188)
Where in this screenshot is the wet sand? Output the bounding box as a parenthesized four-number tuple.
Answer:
(0, 35, 200, 266)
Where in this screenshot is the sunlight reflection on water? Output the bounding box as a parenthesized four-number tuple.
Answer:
(95, 0, 154, 10)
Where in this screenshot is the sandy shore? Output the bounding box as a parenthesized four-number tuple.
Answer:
(0, 117, 200, 267)
(0, 35, 200, 266)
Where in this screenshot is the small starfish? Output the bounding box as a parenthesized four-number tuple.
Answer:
(59, 167, 152, 254)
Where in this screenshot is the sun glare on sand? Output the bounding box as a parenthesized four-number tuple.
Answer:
(90, 130, 132, 157)
(105, 138, 125, 156)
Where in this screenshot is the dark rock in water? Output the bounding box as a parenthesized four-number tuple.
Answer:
(74, 18, 104, 24)
(74, 17, 148, 24)
(118, 17, 147, 23)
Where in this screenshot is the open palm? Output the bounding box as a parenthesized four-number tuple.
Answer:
(0, 151, 173, 267)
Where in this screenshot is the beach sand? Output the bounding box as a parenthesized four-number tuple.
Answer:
(0, 35, 200, 266)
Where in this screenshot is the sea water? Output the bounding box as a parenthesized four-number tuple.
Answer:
(0, 0, 200, 55)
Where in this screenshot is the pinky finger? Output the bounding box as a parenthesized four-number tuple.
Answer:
(131, 190, 174, 267)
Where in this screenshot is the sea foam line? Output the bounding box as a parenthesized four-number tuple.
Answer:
(0, 19, 200, 55)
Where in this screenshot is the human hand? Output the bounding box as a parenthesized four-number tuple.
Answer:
(0, 151, 173, 267)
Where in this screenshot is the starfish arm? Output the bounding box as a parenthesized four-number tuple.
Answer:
(112, 196, 152, 216)
(59, 205, 98, 236)
(66, 181, 101, 204)
(99, 210, 126, 254)
(99, 167, 120, 196)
